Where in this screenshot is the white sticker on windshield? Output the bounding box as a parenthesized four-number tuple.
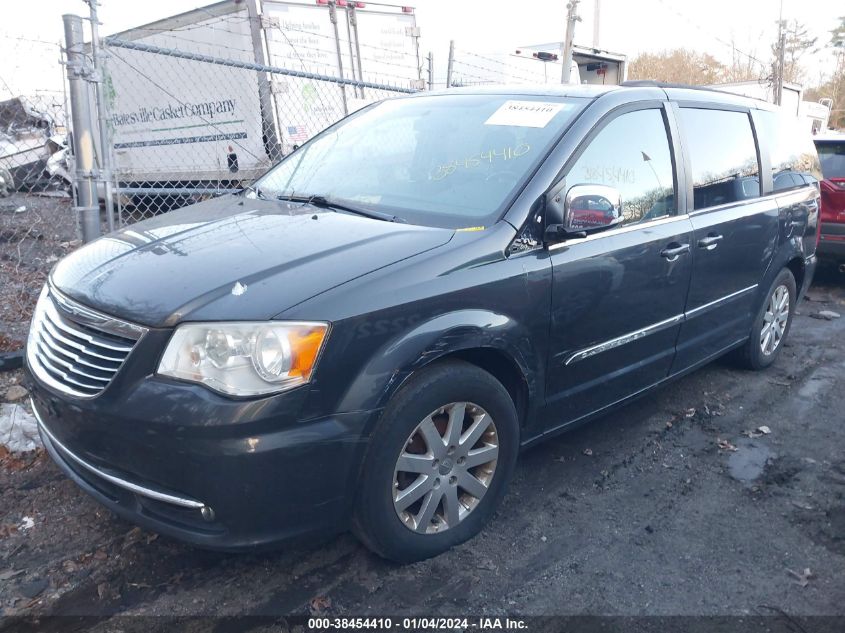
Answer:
(484, 100, 570, 128)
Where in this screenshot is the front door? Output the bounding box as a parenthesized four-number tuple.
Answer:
(671, 106, 779, 371)
(544, 105, 694, 429)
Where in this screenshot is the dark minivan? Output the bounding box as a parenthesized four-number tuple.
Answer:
(26, 84, 821, 562)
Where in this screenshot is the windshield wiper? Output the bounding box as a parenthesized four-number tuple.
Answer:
(279, 194, 405, 223)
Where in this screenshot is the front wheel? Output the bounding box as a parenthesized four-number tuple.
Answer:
(352, 360, 519, 563)
(736, 268, 796, 370)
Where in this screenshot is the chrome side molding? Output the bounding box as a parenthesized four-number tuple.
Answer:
(563, 284, 759, 366)
(563, 314, 684, 366)
(684, 284, 758, 319)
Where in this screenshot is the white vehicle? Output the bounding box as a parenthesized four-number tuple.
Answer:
(514, 43, 628, 85)
(0, 97, 53, 191)
(800, 98, 832, 135)
(708, 80, 831, 134)
(103, 0, 421, 194)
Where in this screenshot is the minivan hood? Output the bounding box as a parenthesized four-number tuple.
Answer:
(51, 196, 454, 326)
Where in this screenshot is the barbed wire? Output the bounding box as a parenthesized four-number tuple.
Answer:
(130, 12, 252, 35)
(450, 54, 549, 84)
(137, 12, 421, 71)
(127, 15, 422, 84)
(278, 24, 420, 66)
(462, 50, 554, 80)
(0, 34, 62, 47)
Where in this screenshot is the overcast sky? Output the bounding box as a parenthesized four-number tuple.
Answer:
(1, 0, 842, 97)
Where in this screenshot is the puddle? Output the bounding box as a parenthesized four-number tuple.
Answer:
(728, 439, 776, 483)
(798, 376, 831, 399)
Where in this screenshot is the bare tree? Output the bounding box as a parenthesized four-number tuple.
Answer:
(805, 16, 845, 129)
(772, 19, 817, 84)
(628, 49, 726, 85)
(725, 35, 766, 82)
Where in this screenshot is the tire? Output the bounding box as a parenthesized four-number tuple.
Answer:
(736, 268, 797, 370)
(352, 360, 519, 563)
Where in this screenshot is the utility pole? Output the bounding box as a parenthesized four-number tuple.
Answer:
(774, 0, 785, 106)
(592, 0, 600, 49)
(63, 14, 100, 243)
(561, 0, 581, 84)
(776, 29, 786, 105)
(85, 0, 114, 233)
(446, 40, 455, 88)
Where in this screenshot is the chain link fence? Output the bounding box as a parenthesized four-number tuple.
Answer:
(81, 1, 424, 225)
(57, 4, 610, 241)
(0, 36, 77, 351)
(0, 37, 71, 200)
(104, 39, 416, 223)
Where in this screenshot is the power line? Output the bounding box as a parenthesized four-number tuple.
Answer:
(653, 0, 770, 71)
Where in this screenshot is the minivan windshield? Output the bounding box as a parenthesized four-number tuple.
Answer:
(254, 94, 586, 229)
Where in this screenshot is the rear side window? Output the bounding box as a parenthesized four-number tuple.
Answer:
(816, 141, 845, 179)
(679, 108, 760, 210)
(756, 110, 823, 190)
(566, 108, 676, 226)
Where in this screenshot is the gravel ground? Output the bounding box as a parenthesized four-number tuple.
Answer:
(0, 193, 78, 351)
(0, 202, 843, 622)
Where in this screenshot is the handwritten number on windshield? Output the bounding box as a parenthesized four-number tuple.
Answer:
(431, 143, 531, 181)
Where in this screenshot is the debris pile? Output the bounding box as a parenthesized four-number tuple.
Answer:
(0, 403, 42, 453)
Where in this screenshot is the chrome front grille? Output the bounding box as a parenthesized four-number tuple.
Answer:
(27, 284, 147, 398)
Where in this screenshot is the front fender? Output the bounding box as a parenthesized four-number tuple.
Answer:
(337, 309, 541, 426)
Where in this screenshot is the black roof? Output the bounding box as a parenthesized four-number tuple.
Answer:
(409, 82, 776, 110)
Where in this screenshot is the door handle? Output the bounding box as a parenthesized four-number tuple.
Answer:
(697, 234, 723, 250)
(660, 243, 690, 261)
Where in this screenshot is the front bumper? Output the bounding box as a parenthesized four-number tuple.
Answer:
(27, 370, 377, 550)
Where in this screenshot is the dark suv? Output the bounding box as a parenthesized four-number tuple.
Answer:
(26, 84, 821, 562)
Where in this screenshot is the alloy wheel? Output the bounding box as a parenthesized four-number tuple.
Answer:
(760, 284, 790, 356)
(392, 402, 499, 534)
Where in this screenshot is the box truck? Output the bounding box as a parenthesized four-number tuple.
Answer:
(514, 43, 628, 85)
(103, 0, 421, 198)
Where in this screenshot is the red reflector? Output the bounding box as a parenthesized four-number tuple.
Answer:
(315, 0, 329, 4)
(337, 0, 348, 6)
(355, 1, 367, 7)
(402, 5, 413, 12)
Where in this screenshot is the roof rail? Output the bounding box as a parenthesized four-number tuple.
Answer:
(620, 80, 723, 93)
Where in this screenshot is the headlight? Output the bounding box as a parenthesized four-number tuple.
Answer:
(158, 321, 329, 396)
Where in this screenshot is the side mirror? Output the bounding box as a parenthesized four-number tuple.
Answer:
(563, 184, 623, 232)
(543, 183, 623, 245)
